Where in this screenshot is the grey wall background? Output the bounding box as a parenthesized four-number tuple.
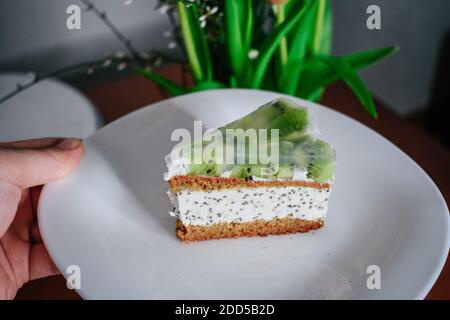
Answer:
(0, 0, 173, 72)
(333, 0, 450, 115)
(0, 0, 449, 116)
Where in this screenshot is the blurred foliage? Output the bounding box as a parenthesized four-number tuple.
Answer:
(137, 0, 398, 118)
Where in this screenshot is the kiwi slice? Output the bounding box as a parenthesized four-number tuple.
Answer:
(230, 166, 250, 179)
(278, 140, 295, 165)
(223, 101, 284, 131)
(291, 138, 335, 182)
(279, 140, 295, 153)
(268, 107, 308, 138)
(283, 130, 309, 142)
(229, 164, 275, 179)
(291, 148, 309, 169)
(222, 98, 308, 137)
(183, 98, 335, 181)
(220, 98, 309, 168)
(307, 160, 335, 183)
(188, 163, 217, 176)
(188, 163, 231, 176)
(275, 165, 294, 179)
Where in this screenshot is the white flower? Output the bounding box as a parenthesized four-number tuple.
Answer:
(158, 4, 169, 15)
(103, 59, 112, 67)
(115, 51, 126, 58)
(140, 52, 150, 59)
(210, 6, 218, 15)
(199, 6, 218, 22)
(248, 49, 259, 60)
(167, 41, 177, 49)
(26, 72, 37, 81)
(117, 63, 127, 71)
(154, 57, 162, 67)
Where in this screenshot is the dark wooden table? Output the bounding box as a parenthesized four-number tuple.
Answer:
(15, 67, 450, 300)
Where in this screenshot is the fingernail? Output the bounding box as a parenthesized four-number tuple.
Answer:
(56, 139, 82, 150)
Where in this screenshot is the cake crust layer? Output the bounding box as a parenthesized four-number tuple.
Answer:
(169, 175, 331, 193)
(176, 217, 324, 242)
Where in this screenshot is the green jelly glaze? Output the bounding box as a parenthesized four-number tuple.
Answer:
(186, 98, 335, 182)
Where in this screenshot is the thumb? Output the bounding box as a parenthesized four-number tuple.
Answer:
(0, 138, 84, 189)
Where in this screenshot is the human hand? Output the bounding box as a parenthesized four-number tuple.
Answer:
(0, 138, 83, 299)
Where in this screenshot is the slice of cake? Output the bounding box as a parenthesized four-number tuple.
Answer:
(164, 98, 335, 242)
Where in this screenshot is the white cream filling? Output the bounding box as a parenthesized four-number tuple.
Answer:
(169, 185, 331, 226)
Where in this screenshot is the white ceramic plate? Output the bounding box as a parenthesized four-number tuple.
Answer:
(38, 89, 449, 299)
(0, 73, 102, 142)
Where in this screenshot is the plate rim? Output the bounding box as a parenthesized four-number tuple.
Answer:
(0, 72, 104, 140)
(38, 88, 450, 299)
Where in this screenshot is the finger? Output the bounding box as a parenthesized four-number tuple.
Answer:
(29, 186, 43, 242)
(0, 138, 65, 149)
(0, 139, 84, 189)
(0, 181, 21, 237)
(29, 243, 59, 281)
(30, 186, 43, 219)
(11, 189, 34, 229)
(30, 221, 42, 243)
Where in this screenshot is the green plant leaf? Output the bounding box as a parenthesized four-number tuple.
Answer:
(250, 0, 269, 46)
(134, 67, 187, 96)
(225, 0, 247, 84)
(278, 0, 317, 95)
(343, 46, 399, 69)
(320, 56, 378, 118)
(261, 60, 277, 91)
(244, 0, 254, 54)
(251, 1, 311, 89)
(307, 87, 325, 102)
(230, 76, 238, 88)
(273, 3, 288, 68)
(190, 6, 213, 81)
(284, 0, 309, 20)
(298, 46, 399, 98)
(310, 0, 332, 56)
(177, 2, 213, 83)
(189, 81, 226, 92)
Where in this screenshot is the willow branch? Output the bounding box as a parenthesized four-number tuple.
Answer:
(80, 0, 144, 63)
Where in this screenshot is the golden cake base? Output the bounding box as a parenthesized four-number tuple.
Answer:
(176, 217, 324, 242)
